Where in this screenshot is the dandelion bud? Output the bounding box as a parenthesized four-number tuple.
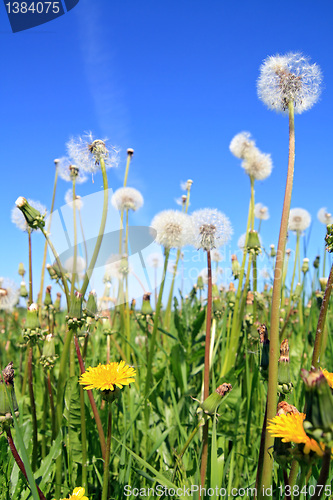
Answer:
(294, 283, 302, 299)
(270, 244, 276, 258)
(18, 262, 25, 277)
(40, 334, 58, 368)
(46, 264, 57, 280)
(141, 293, 153, 316)
(15, 197, 45, 231)
(319, 277, 328, 292)
(67, 291, 84, 329)
(258, 324, 269, 375)
(197, 275, 204, 290)
(0, 363, 19, 420)
(200, 383, 232, 415)
(325, 224, 333, 253)
(54, 292, 61, 312)
(23, 303, 42, 343)
(246, 230, 261, 254)
(301, 368, 333, 437)
(127, 148, 134, 156)
(301, 258, 309, 274)
(231, 254, 240, 280)
(227, 282, 236, 308)
(313, 255, 320, 269)
(44, 286, 52, 307)
(85, 291, 98, 318)
(278, 339, 293, 394)
(19, 281, 28, 298)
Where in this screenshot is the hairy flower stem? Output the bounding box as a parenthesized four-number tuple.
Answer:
(200, 250, 212, 491)
(38, 164, 58, 308)
(144, 248, 170, 424)
(69, 179, 78, 379)
(41, 229, 70, 311)
(78, 209, 88, 274)
(6, 426, 46, 500)
(74, 335, 106, 459)
(102, 405, 112, 500)
(311, 447, 331, 499)
(80, 157, 109, 298)
(28, 229, 33, 306)
(259, 101, 295, 499)
(28, 346, 38, 471)
(79, 384, 88, 492)
(311, 262, 333, 368)
(287, 232, 300, 317)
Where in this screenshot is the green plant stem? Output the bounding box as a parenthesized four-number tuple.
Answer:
(28, 345, 38, 471)
(144, 248, 170, 421)
(6, 426, 46, 500)
(287, 232, 300, 317)
(74, 335, 106, 459)
(79, 384, 88, 492)
(28, 229, 33, 305)
(164, 249, 181, 330)
(311, 447, 331, 499)
(288, 460, 299, 491)
(253, 254, 258, 324)
(259, 101, 295, 499)
(38, 164, 58, 308)
(123, 150, 133, 188)
(311, 262, 333, 368)
(101, 405, 112, 500)
(47, 370, 56, 440)
(70, 178, 77, 303)
(200, 250, 212, 490)
(80, 157, 109, 298)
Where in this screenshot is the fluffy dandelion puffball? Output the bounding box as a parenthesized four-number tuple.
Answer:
(229, 132, 256, 159)
(64, 256, 86, 277)
(257, 52, 322, 114)
(211, 249, 223, 262)
(67, 132, 119, 174)
(288, 208, 311, 232)
(59, 486, 89, 500)
(255, 203, 270, 220)
(317, 207, 333, 226)
(147, 252, 163, 269)
(241, 148, 273, 181)
(191, 208, 233, 251)
(79, 360, 136, 391)
(151, 210, 194, 249)
(58, 157, 88, 184)
(11, 199, 47, 232)
(65, 189, 83, 210)
(111, 187, 144, 211)
(0, 278, 19, 311)
(267, 412, 324, 456)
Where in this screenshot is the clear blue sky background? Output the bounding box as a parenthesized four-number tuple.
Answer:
(1, 0, 332, 301)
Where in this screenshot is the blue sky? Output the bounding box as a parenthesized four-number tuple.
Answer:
(1, 0, 332, 301)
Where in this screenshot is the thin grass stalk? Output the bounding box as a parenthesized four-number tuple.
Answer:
(80, 157, 109, 298)
(311, 262, 333, 368)
(28, 345, 38, 471)
(101, 405, 112, 500)
(78, 208, 88, 273)
(200, 250, 212, 490)
(79, 384, 88, 492)
(38, 163, 58, 308)
(69, 179, 78, 378)
(259, 101, 295, 498)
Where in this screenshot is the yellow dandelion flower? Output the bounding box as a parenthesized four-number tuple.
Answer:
(79, 360, 136, 391)
(58, 486, 89, 500)
(267, 412, 324, 457)
(321, 368, 333, 389)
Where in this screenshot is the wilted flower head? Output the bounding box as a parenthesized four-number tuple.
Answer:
(0, 278, 19, 311)
(151, 210, 194, 249)
(65, 189, 83, 210)
(58, 157, 88, 184)
(67, 132, 119, 174)
(317, 207, 333, 226)
(255, 202, 270, 220)
(288, 208, 311, 233)
(241, 148, 273, 181)
(111, 187, 144, 212)
(191, 208, 233, 251)
(229, 132, 256, 159)
(257, 52, 322, 114)
(11, 199, 47, 232)
(146, 252, 163, 269)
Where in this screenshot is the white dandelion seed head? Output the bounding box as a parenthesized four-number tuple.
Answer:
(288, 208, 312, 233)
(58, 157, 88, 184)
(64, 189, 83, 210)
(111, 187, 144, 212)
(11, 199, 47, 232)
(229, 132, 256, 159)
(317, 207, 333, 226)
(197, 268, 218, 285)
(257, 52, 322, 114)
(211, 249, 223, 262)
(254, 203, 270, 220)
(259, 267, 272, 280)
(241, 148, 273, 181)
(167, 261, 179, 276)
(181, 179, 193, 191)
(63, 256, 86, 277)
(67, 132, 119, 174)
(191, 208, 233, 251)
(151, 210, 195, 249)
(146, 252, 163, 269)
(0, 278, 19, 311)
(105, 254, 131, 280)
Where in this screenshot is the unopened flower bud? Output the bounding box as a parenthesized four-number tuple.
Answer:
(270, 244, 276, 258)
(15, 197, 45, 231)
(313, 255, 320, 269)
(319, 277, 328, 292)
(301, 258, 309, 274)
(246, 230, 261, 254)
(20, 280, 28, 298)
(325, 224, 333, 253)
(301, 368, 333, 436)
(200, 383, 232, 415)
(141, 293, 153, 315)
(18, 262, 25, 277)
(54, 292, 61, 312)
(85, 290, 98, 318)
(231, 254, 240, 280)
(0, 363, 19, 419)
(44, 286, 52, 307)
